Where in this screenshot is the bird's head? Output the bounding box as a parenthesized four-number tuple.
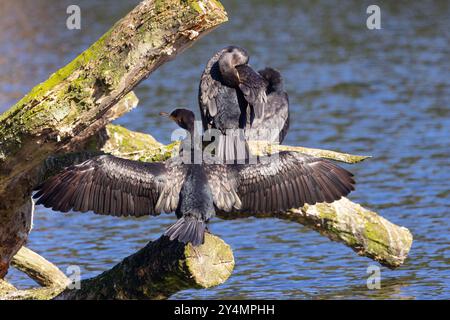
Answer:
(160, 108, 195, 133)
(218, 46, 249, 86)
(223, 46, 249, 67)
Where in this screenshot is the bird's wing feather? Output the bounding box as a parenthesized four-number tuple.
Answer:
(236, 64, 268, 119)
(199, 49, 227, 130)
(244, 68, 289, 143)
(204, 165, 242, 212)
(227, 152, 355, 214)
(33, 155, 186, 217)
(246, 91, 289, 143)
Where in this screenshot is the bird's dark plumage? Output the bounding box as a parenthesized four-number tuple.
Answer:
(252, 67, 289, 143)
(199, 46, 290, 162)
(33, 151, 354, 245)
(33, 155, 186, 216)
(199, 46, 269, 163)
(164, 164, 214, 246)
(33, 109, 355, 246)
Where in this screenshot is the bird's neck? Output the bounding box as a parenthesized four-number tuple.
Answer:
(180, 128, 202, 164)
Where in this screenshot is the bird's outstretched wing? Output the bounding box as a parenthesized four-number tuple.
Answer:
(236, 64, 268, 119)
(211, 152, 355, 214)
(33, 155, 187, 217)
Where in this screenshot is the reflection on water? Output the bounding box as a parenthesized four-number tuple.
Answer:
(1, 0, 449, 299)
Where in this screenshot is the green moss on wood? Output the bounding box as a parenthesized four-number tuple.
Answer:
(250, 142, 370, 164)
(0, 0, 228, 165)
(56, 233, 233, 300)
(0, 29, 112, 124)
(291, 198, 413, 269)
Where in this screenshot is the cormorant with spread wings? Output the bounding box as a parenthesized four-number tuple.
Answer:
(33, 109, 354, 246)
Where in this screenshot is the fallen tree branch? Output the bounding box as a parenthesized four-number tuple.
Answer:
(249, 141, 370, 164)
(0, 285, 63, 301)
(1, 233, 233, 300)
(0, 0, 228, 277)
(0, 246, 69, 300)
(11, 246, 69, 288)
(57, 233, 233, 300)
(293, 199, 412, 268)
(220, 198, 412, 269)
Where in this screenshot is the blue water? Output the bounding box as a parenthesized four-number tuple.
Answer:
(1, 0, 449, 299)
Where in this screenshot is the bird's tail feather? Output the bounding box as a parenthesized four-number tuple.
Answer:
(216, 134, 249, 164)
(164, 217, 206, 246)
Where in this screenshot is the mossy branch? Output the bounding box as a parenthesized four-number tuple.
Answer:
(11, 247, 70, 288)
(221, 198, 412, 269)
(0, 246, 68, 300)
(57, 233, 233, 300)
(1, 234, 233, 300)
(249, 141, 370, 164)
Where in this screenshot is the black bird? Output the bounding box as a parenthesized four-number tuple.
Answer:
(33, 109, 355, 246)
(199, 47, 290, 160)
(199, 46, 270, 162)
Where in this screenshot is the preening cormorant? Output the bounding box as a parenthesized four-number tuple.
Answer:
(199, 46, 273, 162)
(199, 46, 290, 161)
(33, 109, 354, 246)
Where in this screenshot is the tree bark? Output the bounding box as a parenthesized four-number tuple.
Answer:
(57, 233, 233, 300)
(222, 198, 412, 269)
(11, 246, 69, 289)
(0, 246, 69, 300)
(0, 0, 228, 277)
(0, 234, 234, 300)
(249, 141, 371, 164)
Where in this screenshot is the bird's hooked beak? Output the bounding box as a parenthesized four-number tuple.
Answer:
(159, 111, 175, 121)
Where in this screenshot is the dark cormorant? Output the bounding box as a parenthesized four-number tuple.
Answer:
(33, 109, 354, 246)
(199, 46, 269, 162)
(199, 46, 290, 162)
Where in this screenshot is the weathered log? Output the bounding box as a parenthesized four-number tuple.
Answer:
(223, 198, 412, 269)
(11, 247, 69, 288)
(0, 283, 62, 301)
(0, 246, 68, 300)
(88, 124, 413, 269)
(57, 233, 233, 300)
(0, 0, 228, 277)
(1, 234, 233, 300)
